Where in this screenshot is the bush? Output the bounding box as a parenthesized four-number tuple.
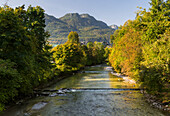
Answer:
(0, 59, 21, 111)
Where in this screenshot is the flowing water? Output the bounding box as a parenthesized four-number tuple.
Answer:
(0, 64, 169, 116)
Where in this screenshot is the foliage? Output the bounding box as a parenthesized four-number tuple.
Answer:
(92, 42, 105, 64)
(0, 5, 53, 111)
(0, 59, 21, 111)
(109, 0, 170, 94)
(104, 47, 112, 61)
(53, 43, 85, 72)
(52, 32, 106, 72)
(52, 31, 84, 72)
(67, 31, 79, 44)
(140, 29, 170, 93)
(109, 20, 142, 75)
(86, 41, 105, 65)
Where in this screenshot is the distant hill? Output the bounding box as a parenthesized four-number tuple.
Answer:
(110, 24, 118, 30)
(45, 13, 115, 44)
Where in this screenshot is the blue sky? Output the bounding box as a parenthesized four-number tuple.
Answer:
(1, 0, 151, 26)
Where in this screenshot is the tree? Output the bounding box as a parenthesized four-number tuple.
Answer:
(67, 31, 79, 44)
(86, 41, 105, 65)
(109, 0, 169, 95)
(149, 0, 164, 14)
(110, 35, 114, 44)
(53, 43, 84, 72)
(0, 5, 53, 110)
(0, 59, 21, 111)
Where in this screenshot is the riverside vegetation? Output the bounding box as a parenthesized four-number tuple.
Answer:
(0, 5, 53, 111)
(0, 6, 107, 111)
(52, 31, 106, 72)
(109, 0, 169, 104)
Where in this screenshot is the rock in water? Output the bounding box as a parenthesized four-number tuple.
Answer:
(31, 102, 48, 110)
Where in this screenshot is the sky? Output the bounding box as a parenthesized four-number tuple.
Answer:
(1, 0, 151, 26)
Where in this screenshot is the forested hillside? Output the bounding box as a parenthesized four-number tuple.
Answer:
(45, 13, 115, 44)
(109, 0, 170, 101)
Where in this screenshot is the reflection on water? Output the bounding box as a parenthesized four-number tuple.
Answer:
(0, 64, 168, 116)
(48, 64, 138, 89)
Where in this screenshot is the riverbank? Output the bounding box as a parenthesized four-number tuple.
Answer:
(0, 73, 71, 112)
(142, 90, 170, 112)
(110, 71, 170, 113)
(1, 64, 96, 112)
(110, 72, 136, 85)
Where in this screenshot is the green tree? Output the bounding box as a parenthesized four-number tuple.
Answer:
(0, 59, 21, 111)
(67, 31, 79, 44)
(53, 43, 84, 72)
(0, 5, 53, 110)
(104, 47, 111, 61)
(109, 0, 169, 95)
(86, 41, 105, 65)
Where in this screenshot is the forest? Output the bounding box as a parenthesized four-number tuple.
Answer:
(109, 0, 169, 101)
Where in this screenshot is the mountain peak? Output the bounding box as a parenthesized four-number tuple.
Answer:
(58, 13, 110, 29)
(62, 13, 80, 17)
(80, 14, 96, 20)
(45, 13, 115, 44)
(110, 24, 118, 30)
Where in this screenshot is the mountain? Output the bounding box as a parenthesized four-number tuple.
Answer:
(110, 24, 118, 30)
(45, 13, 115, 44)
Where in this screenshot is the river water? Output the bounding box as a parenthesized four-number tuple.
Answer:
(0, 64, 169, 116)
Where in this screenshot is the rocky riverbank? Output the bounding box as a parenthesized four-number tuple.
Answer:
(110, 71, 170, 113)
(141, 90, 170, 112)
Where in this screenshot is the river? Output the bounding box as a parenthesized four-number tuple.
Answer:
(0, 64, 168, 116)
